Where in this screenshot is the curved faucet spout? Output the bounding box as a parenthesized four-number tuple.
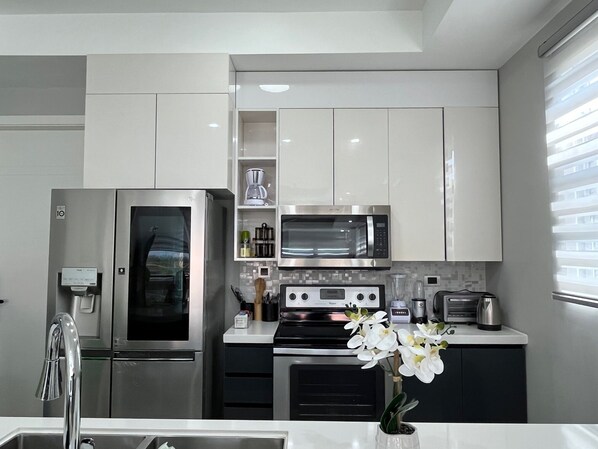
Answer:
(36, 312, 82, 449)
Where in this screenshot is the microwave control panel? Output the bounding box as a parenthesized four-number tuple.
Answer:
(372, 215, 389, 258)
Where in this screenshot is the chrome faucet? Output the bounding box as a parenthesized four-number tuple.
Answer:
(36, 312, 90, 449)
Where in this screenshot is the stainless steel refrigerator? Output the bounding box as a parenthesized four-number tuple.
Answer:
(45, 189, 225, 419)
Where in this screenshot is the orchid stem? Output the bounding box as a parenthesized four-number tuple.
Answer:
(392, 350, 402, 431)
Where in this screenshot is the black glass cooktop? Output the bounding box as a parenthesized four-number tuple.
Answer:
(274, 322, 352, 348)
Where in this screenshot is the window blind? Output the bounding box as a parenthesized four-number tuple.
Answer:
(544, 11, 598, 305)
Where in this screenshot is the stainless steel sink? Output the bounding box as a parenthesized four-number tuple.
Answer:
(0, 434, 147, 449)
(145, 436, 285, 449)
(0, 434, 285, 449)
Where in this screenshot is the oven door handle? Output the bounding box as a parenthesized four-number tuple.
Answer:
(273, 347, 356, 356)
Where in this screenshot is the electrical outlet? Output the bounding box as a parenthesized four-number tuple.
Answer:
(258, 266, 270, 278)
(424, 275, 439, 286)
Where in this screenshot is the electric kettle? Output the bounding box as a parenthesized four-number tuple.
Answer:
(476, 293, 502, 331)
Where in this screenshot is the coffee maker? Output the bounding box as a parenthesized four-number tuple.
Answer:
(245, 168, 268, 205)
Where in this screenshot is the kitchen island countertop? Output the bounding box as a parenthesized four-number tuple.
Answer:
(0, 418, 596, 449)
(223, 321, 528, 345)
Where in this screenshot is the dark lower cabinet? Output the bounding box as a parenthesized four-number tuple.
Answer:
(404, 346, 527, 423)
(462, 347, 527, 423)
(223, 344, 273, 419)
(403, 348, 463, 422)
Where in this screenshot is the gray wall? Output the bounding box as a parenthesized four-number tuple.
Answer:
(487, 0, 598, 423)
(0, 56, 86, 115)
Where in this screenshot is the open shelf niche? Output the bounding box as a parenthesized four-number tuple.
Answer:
(234, 110, 278, 261)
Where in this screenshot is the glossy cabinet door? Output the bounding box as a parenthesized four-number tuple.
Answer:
(334, 109, 389, 205)
(444, 107, 502, 261)
(279, 109, 333, 205)
(156, 94, 230, 189)
(389, 109, 445, 261)
(84, 94, 156, 188)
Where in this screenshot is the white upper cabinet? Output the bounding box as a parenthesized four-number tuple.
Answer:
(156, 94, 231, 190)
(84, 54, 233, 191)
(444, 107, 502, 261)
(84, 94, 156, 189)
(389, 109, 445, 261)
(279, 109, 334, 205)
(334, 109, 389, 205)
(86, 54, 231, 94)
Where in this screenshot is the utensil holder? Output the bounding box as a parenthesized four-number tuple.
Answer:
(263, 302, 279, 322)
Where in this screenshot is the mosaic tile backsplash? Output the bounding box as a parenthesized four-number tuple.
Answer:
(238, 261, 486, 315)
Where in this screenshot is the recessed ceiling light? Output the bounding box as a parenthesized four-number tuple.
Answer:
(259, 84, 290, 93)
(208, 123, 220, 128)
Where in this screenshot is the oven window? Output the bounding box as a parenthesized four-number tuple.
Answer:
(281, 215, 368, 258)
(289, 364, 385, 421)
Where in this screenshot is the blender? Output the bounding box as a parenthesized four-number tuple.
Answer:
(388, 273, 411, 324)
(244, 168, 268, 206)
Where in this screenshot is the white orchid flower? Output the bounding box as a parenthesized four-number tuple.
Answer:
(414, 323, 443, 343)
(356, 349, 380, 369)
(397, 344, 436, 383)
(347, 333, 365, 349)
(363, 310, 388, 325)
(343, 309, 368, 334)
(364, 323, 398, 352)
(398, 328, 417, 348)
(422, 344, 445, 375)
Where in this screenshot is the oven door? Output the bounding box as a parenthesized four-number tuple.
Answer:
(273, 348, 391, 421)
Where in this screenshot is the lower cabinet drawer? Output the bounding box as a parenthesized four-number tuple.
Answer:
(223, 376, 273, 405)
(223, 406, 273, 420)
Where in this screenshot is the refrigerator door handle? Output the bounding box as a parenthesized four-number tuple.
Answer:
(114, 357, 195, 362)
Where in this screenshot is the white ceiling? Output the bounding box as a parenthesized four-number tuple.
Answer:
(0, 0, 574, 86)
(0, 0, 426, 14)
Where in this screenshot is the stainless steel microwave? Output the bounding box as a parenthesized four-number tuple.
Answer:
(277, 205, 392, 269)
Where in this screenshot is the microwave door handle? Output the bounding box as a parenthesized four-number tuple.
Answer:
(367, 216, 374, 258)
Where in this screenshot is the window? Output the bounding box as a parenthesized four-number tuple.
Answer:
(544, 8, 598, 306)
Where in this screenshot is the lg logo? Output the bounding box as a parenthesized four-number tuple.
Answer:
(56, 206, 66, 219)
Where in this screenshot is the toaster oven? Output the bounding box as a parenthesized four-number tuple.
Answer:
(433, 290, 482, 323)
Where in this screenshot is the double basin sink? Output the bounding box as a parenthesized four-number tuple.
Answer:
(1, 433, 285, 449)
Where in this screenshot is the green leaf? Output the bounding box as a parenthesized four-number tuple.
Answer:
(380, 393, 420, 434)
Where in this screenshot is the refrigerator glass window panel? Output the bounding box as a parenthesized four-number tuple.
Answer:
(127, 206, 191, 341)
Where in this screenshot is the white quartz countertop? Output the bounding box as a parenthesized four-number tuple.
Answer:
(0, 418, 596, 449)
(223, 321, 528, 345)
(223, 320, 279, 344)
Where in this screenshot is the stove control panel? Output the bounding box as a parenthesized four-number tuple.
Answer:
(281, 284, 384, 309)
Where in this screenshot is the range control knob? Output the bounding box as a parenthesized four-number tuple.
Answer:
(301, 293, 309, 301)
(289, 293, 296, 300)
(356, 293, 364, 301)
(369, 293, 377, 301)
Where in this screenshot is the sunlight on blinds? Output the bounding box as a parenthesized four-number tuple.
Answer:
(545, 12, 598, 304)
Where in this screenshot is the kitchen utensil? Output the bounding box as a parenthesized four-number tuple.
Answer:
(230, 285, 244, 303)
(245, 168, 268, 206)
(254, 277, 266, 321)
(477, 293, 502, 330)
